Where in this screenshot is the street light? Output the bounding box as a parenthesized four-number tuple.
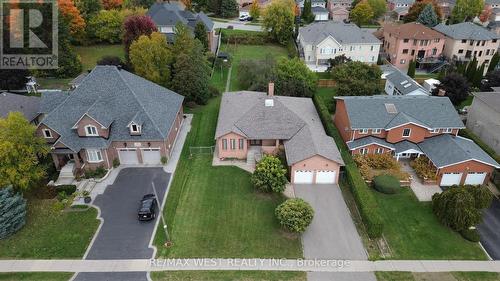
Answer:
(152, 182, 172, 247)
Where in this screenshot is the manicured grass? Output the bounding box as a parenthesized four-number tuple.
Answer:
(0, 272, 73, 281)
(315, 87, 337, 112)
(376, 272, 500, 281)
(451, 272, 500, 281)
(458, 95, 474, 109)
(374, 188, 487, 260)
(210, 66, 230, 93)
(0, 199, 99, 259)
(152, 271, 306, 281)
(74, 44, 125, 71)
(37, 78, 73, 90)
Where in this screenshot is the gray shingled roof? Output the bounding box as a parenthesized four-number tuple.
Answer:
(346, 136, 395, 150)
(386, 69, 428, 95)
(0, 92, 40, 121)
(418, 134, 500, 168)
(336, 95, 465, 129)
(433, 22, 500, 40)
(486, 0, 500, 5)
(299, 22, 381, 45)
(40, 66, 184, 152)
(147, 3, 214, 31)
(472, 92, 500, 113)
(394, 140, 422, 154)
(215, 91, 344, 166)
(311, 6, 328, 13)
(39, 91, 68, 114)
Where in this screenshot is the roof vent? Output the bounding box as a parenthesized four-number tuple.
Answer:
(403, 83, 412, 88)
(385, 103, 398, 114)
(265, 99, 274, 107)
(400, 80, 408, 85)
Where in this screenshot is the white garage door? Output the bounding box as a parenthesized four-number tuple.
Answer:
(142, 148, 161, 164)
(464, 172, 487, 185)
(294, 171, 314, 184)
(440, 173, 462, 186)
(316, 171, 336, 184)
(118, 149, 139, 164)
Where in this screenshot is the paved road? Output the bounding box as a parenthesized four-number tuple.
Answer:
(478, 198, 500, 260)
(213, 20, 262, 31)
(294, 184, 376, 281)
(74, 168, 170, 281)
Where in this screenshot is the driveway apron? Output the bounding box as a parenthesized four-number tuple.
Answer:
(478, 198, 500, 260)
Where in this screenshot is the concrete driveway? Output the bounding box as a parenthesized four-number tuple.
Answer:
(478, 197, 500, 260)
(74, 168, 170, 281)
(294, 184, 376, 281)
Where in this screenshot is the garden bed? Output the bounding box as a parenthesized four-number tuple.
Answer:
(354, 154, 410, 182)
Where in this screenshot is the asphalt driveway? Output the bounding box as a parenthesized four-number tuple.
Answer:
(74, 167, 170, 281)
(294, 184, 376, 281)
(478, 197, 500, 260)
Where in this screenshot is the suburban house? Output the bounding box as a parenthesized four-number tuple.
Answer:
(147, 2, 218, 53)
(214, 85, 344, 184)
(297, 0, 329, 21)
(383, 65, 429, 96)
(486, 0, 500, 9)
(433, 22, 500, 73)
(382, 22, 446, 71)
(466, 91, 500, 154)
(392, 6, 410, 21)
(298, 22, 381, 71)
(329, 6, 349, 22)
(388, 0, 414, 10)
(0, 92, 41, 124)
(436, 0, 455, 19)
(36, 66, 184, 175)
(334, 95, 499, 186)
(239, 0, 271, 17)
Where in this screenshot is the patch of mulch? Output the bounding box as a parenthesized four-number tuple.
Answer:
(25, 184, 57, 199)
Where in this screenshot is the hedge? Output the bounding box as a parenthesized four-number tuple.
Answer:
(55, 185, 77, 196)
(312, 94, 384, 238)
(459, 129, 500, 163)
(373, 175, 401, 194)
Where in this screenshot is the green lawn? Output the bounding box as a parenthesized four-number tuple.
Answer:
(37, 78, 73, 90)
(74, 44, 125, 71)
(376, 271, 500, 281)
(0, 199, 99, 259)
(315, 87, 337, 112)
(458, 95, 474, 109)
(0, 272, 73, 281)
(152, 271, 306, 281)
(374, 188, 487, 260)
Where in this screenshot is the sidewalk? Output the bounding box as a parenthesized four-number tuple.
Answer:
(1, 259, 500, 273)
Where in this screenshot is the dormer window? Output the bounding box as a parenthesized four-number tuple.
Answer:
(85, 125, 98, 136)
(130, 123, 141, 134)
(43, 129, 52, 138)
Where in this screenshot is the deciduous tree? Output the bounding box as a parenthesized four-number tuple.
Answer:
(58, 0, 86, 37)
(350, 1, 374, 26)
(251, 155, 288, 193)
(102, 0, 124, 9)
(75, 0, 102, 21)
(479, 6, 492, 23)
(0, 113, 49, 191)
(331, 61, 382, 96)
(450, 0, 484, 23)
(480, 69, 500, 90)
(405, 0, 442, 22)
(0, 70, 29, 91)
(431, 73, 469, 105)
(274, 57, 317, 97)
(123, 0, 155, 8)
(275, 198, 314, 233)
(432, 187, 482, 231)
(250, 0, 261, 19)
(262, 0, 295, 45)
(367, 0, 386, 19)
(123, 15, 157, 62)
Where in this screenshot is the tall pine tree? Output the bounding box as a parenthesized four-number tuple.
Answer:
(465, 56, 478, 82)
(417, 4, 439, 27)
(487, 52, 500, 73)
(407, 60, 416, 78)
(0, 186, 27, 240)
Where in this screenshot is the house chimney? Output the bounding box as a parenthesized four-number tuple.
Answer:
(268, 82, 274, 96)
(438, 89, 446, 96)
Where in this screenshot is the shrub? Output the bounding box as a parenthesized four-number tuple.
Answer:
(373, 175, 401, 194)
(251, 155, 288, 193)
(432, 187, 482, 231)
(57, 191, 68, 201)
(464, 185, 493, 209)
(275, 198, 314, 233)
(460, 228, 481, 242)
(112, 158, 120, 168)
(85, 166, 107, 179)
(55, 184, 77, 196)
(0, 186, 27, 239)
(161, 156, 168, 165)
(410, 156, 437, 180)
(208, 85, 221, 97)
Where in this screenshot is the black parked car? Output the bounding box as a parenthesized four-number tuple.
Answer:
(138, 194, 157, 221)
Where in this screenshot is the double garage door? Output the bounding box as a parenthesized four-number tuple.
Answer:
(440, 172, 487, 186)
(118, 148, 161, 165)
(294, 170, 336, 184)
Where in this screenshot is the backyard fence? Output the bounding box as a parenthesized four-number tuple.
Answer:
(189, 146, 215, 157)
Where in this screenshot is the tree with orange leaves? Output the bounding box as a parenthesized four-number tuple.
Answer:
(479, 6, 492, 23)
(103, 0, 124, 10)
(58, 0, 85, 37)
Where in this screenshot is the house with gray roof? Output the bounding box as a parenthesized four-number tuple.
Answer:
(298, 22, 381, 71)
(214, 84, 344, 184)
(384, 66, 429, 96)
(433, 22, 500, 72)
(36, 66, 184, 176)
(334, 95, 499, 186)
(147, 2, 218, 53)
(0, 92, 41, 123)
(466, 91, 500, 155)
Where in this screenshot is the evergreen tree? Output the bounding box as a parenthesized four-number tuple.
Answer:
(487, 52, 500, 73)
(465, 56, 478, 82)
(437, 68, 446, 80)
(473, 62, 485, 87)
(407, 60, 416, 78)
(302, 0, 314, 23)
(219, 0, 239, 18)
(417, 4, 439, 27)
(194, 21, 209, 51)
(0, 186, 26, 240)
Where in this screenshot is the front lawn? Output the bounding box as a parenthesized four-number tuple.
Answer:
(152, 271, 306, 281)
(0, 199, 99, 259)
(0, 272, 73, 281)
(74, 44, 125, 71)
(374, 188, 487, 260)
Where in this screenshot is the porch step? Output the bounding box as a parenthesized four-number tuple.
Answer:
(247, 151, 255, 165)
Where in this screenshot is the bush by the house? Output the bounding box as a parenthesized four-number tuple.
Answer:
(57, 191, 68, 201)
(460, 228, 481, 242)
(373, 175, 401, 194)
(0, 186, 27, 239)
(432, 187, 482, 232)
(85, 166, 107, 179)
(251, 155, 288, 193)
(410, 156, 437, 180)
(464, 185, 493, 209)
(112, 158, 120, 168)
(354, 154, 409, 181)
(161, 157, 168, 165)
(55, 185, 77, 196)
(275, 198, 314, 233)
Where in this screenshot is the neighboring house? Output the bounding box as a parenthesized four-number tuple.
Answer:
(486, 0, 500, 9)
(297, 0, 329, 21)
(147, 2, 218, 53)
(334, 95, 499, 186)
(388, 0, 414, 10)
(214, 85, 344, 184)
(436, 0, 455, 19)
(298, 22, 381, 70)
(36, 66, 184, 175)
(383, 65, 429, 95)
(239, 0, 271, 17)
(329, 0, 352, 9)
(0, 92, 41, 124)
(329, 6, 349, 22)
(393, 6, 410, 21)
(466, 91, 500, 154)
(382, 22, 446, 71)
(433, 22, 500, 73)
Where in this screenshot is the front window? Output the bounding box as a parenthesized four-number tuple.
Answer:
(238, 139, 244, 150)
(402, 128, 411, 137)
(402, 49, 408, 54)
(222, 139, 228, 150)
(443, 128, 453, 133)
(359, 129, 368, 134)
(372, 129, 381, 134)
(230, 139, 236, 150)
(85, 125, 98, 136)
(375, 148, 384, 154)
(43, 129, 52, 138)
(430, 128, 440, 133)
(359, 148, 368, 155)
(87, 149, 103, 163)
(130, 123, 141, 134)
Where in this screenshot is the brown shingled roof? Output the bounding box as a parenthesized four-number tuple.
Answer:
(383, 22, 445, 40)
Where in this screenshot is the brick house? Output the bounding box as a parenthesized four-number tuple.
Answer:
(214, 85, 344, 184)
(37, 66, 184, 175)
(334, 95, 499, 186)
